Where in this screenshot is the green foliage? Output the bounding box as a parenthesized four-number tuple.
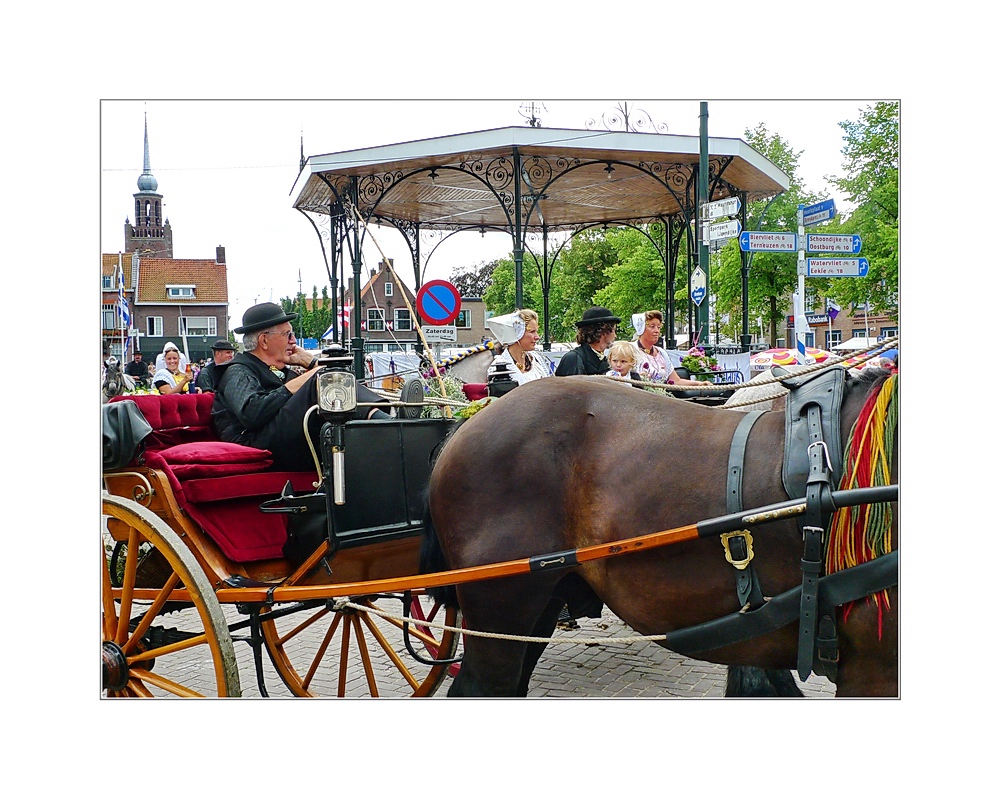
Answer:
(280, 285, 334, 340)
(824, 102, 899, 317)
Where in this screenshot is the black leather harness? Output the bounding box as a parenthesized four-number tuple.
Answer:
(718, 367, 851, 681)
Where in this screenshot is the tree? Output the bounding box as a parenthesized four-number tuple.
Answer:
(712, 123, 823, 346)
(825, 102, 899, 317)
(450, 259, 498, 297)
(280, 285, 333, 340)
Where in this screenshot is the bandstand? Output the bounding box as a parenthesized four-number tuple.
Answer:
(289, 124, 790, 376)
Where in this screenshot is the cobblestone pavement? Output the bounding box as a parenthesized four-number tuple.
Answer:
(217, 604, 836, 699)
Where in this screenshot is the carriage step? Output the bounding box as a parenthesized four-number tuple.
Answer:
(223, 575, 280, 589)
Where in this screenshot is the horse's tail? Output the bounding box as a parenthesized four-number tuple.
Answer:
(725, 666, 804, 697)
(419, 498, 458, 608)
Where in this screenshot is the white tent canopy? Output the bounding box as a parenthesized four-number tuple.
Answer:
(833, 336, 880, 351)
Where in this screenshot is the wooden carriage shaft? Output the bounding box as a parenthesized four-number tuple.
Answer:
(133, 486, 898, 604)
(121, 485, 896, 605)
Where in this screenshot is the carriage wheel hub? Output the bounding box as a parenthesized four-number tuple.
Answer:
(102, 641, 130, 692)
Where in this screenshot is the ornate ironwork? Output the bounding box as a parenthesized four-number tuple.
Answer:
(586, 102, 668, 134)
(518, 101, 546, 128)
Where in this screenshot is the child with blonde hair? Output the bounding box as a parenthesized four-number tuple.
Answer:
(605, 341, 641, 384)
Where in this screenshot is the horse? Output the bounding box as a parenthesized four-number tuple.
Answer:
(101, 356, 134, 403)
(421, 366, 898, 697)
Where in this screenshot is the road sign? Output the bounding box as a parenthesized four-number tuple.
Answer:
(806, 234, 862, 254)
(739, 231, 797, 252)
(422, 325, 457, 343)
(806, 258, 869, 277)
(415, 279, 462, 326)
(802, 199, 837, 227)
(691, 267, 707, 306)
(708, 219, 741, 241)
(700, 196, 741, 220)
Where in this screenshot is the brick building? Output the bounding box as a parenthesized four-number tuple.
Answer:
(102, 114, 229, 363)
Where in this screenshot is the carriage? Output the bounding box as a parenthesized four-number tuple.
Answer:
(101, 340, 898, 698)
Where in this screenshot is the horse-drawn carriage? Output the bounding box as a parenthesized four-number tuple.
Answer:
(102, 342, 899, 698)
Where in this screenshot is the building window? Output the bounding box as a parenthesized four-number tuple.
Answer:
(179, 316, 218, 337)
(394, 309, 412, 331)
(384, 282, 393, 297)
(826, 330, 842, 349)
(880, 326, 898, 338)
(102, 304, 116, 330)
(102, 274, 113, 290)
(167, 285, 196, 298)
(367, 309, 385, 332)
(456, 309, 472, 329)
(852, 328, 870, 338)
(147, 316, 163, 337)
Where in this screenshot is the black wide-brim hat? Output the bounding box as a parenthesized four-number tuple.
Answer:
(210, 339, 236, 351)
(575, 306, 622, 327)
(233, 302, 298, 334)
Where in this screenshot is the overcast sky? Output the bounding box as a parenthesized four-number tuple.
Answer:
(100, 99, 877, 328)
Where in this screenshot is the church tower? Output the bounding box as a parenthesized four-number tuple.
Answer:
(124, 114, 173, 257)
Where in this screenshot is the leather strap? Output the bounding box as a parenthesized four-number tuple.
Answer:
(726, 411, 766, 608)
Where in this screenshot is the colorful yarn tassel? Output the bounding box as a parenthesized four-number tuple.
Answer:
(825, 374, 898, 637)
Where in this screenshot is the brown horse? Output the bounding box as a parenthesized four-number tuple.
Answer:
(423, 367, 898, 697)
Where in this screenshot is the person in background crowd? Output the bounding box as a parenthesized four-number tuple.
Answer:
(195, 339, 237, 393)
(605, 341, 642, 385)
(155, 342, 189, 373)
(152, 343, 193, 395)
(486, 309, 552, 386)
(555, 307, 621, 376)
(630, 310, 711, 386)
(212, 302, 389, 473)
(124, 351, 150, 388)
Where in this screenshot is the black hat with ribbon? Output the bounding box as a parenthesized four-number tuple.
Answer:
(575, 306, 622, 327)
(233, 302, 298, 334)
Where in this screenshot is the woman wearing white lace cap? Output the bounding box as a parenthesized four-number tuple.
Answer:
(486, 309, 552, 386)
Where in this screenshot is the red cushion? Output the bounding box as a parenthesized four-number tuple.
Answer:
(463, 383, 488, 401)
(157, 441, 272, 465)
(182, 471, 317, 504)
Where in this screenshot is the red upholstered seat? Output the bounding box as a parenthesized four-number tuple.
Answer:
(462, 383, 488, 401)
(107, 393, 319, 563)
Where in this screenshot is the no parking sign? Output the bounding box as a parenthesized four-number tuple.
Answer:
(415, 280, 462, 326)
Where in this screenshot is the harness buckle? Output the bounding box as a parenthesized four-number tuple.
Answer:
(802, 524, 825, 544)
(720, 530, 755, 570)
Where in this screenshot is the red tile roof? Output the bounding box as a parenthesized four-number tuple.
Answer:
(137, 258, 228, 304)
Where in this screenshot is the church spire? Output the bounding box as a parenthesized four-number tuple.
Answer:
(137, 112, 158, 192)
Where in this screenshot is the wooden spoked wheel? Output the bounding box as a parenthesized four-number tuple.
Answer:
(259, 593, 461, 697)
(101, 494, 241, 698)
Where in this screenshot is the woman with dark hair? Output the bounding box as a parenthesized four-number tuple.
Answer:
(554, 307, 621, 376)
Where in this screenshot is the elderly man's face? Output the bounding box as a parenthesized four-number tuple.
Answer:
(213, 349, 235, 365)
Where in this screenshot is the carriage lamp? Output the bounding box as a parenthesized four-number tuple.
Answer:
(317, 369, 357, 415)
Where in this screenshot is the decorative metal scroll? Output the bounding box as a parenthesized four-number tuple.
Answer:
(585, 102, 668, 134)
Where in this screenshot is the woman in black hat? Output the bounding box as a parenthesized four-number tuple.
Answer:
(211, 302, 389, 472)
(554, 307, 621, 376)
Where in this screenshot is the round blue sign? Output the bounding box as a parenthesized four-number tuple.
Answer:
(415, 280, 462, 325)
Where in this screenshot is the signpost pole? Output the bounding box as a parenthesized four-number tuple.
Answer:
(696, 102, 710, 348)
(739, 191, 750, 352)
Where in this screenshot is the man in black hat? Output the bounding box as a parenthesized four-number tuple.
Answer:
(554, 306, 622, 376)
(211, 302, 389, 472)
(194, 338, 237, 393)
(123, 351, 150, 388)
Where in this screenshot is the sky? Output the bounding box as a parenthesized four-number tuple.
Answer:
(100, 99, 877, 329)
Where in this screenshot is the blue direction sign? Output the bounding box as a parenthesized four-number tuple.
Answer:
(690, 267, 707, 306)
(739, 231, 797, 252)
(802, 199, 837, 227)
(806, 258, 869, 277)
(806, 234, 862, 254)
(415, 279, 462, 325)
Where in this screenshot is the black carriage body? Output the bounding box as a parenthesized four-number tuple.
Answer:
(319, 417, 456, 547)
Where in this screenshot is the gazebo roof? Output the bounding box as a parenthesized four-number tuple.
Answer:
(290, 126, 789, 233)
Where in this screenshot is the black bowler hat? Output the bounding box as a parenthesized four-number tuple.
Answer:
(210, 339, 236, 351)
(233, 302, 298, 334)
(575, 306, 622, 327)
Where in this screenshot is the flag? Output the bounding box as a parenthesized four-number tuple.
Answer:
(826, 299, 841, 321)
(117, 265, 130, 328)
(338, 303, 351, 328)
(792, 290, 813, 363)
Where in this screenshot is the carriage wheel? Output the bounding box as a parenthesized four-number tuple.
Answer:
(259, 593, 460, 697)
(101, 494, 241, 698)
